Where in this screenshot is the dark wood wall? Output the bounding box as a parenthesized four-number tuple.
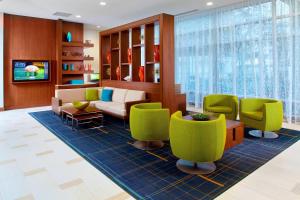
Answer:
(4, 14, 57, 109)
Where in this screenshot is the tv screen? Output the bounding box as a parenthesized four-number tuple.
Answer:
(13, 60, 50, 82)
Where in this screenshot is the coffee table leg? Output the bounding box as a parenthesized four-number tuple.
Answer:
(71, 118, 74, 130)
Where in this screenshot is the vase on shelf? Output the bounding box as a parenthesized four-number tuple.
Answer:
(116, 66, 121, 81)
(66, 32, 72, 42)
(62, 64, 68, 71)
(127, 48, 132, 64)
(138, 66, 144, 82)
(154, 45, 160, 62)
(70, 64, 75, 71)
(106, 51, 111, 64)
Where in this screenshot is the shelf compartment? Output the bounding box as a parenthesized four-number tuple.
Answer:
(132, 27, 142, 46)
(121, 30, 130, 64)
(62, 71, 84, 75)
(111, 32, 120, 49)
(132, 46, 141, 82)
(133, 44, 144, 48)
(103, 65, 111, 80)
(62, 56, 84, 61)
(101, 35, 111, 65)
(83, 43, 94, 48)
(83, 56, 94, 61)
(146, 61, 159, 65)
(145, 64, 155, 83)
(121, 65, 130, 81)
(62, 42, 83, 47)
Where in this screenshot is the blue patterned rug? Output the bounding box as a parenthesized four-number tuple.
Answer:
(30, 111, 300, 200)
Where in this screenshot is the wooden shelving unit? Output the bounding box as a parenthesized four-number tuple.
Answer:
(100, 14, 187, 113)
(56, 20, 84, 85)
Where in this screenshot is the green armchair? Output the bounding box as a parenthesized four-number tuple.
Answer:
(130, 102, 170, 150)
(203, 94, 238, 120)
(169, 111, 226, 174)
(239, 98, 283, 139)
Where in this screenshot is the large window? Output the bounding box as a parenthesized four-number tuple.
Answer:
(175, 0, 300, 124)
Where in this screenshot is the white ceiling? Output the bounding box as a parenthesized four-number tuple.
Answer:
(0, 0, 243, 30)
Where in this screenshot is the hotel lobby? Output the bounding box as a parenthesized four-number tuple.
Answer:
(0, 0, 300, 200)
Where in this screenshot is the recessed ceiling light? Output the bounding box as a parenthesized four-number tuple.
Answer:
(75, 15, 81, 18)
(96, 25, 101, 28)
(206, 1, 213, 6)
(99, 1, 107, 6)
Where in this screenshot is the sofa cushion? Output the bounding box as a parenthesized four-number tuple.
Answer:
(86, 88, 99, 101)
(242, 111, 263, 121)
(94, 101, 126, 117)
(112, 88, 128, 103)
(102, 89, 113, 102)
(55, 88, 86, 103)
(125, 90, 146, 102)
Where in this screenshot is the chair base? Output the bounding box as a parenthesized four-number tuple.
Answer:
(176, 159, 216, 175)
(248, 130, 279, 139)
(132, 141, 164, 150)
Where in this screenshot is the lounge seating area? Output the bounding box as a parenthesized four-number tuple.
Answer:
(1, 0, 300, 200)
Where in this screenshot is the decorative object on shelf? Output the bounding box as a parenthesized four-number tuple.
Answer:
(106, 51, 111, 64)
(116, 66, 121, 81)
(117, 38, 120, 46)
(62, 63, 68, 71)
(127, 48, 132, 64)
(191, 113, 210, 121)
(84, 55, 94, 60)
(70, 64, 75, 71)
(155, 67, 160, 83)
(154, 45, 160, 62)
(66, 32, 72, 42)
(88, 64, 92, 72)
(124, 75, 131, 81)
(138, 66, 145, 82)
(85, 40, 91, 44)
(78, 64, 84, 71)
(72, 101, 90, 110)
(106, 68, 111, 76)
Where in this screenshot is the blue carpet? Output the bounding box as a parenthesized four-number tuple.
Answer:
(29, 111, 300, 200)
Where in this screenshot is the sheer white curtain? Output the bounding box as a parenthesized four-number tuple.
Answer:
(175, 0, 300, 124)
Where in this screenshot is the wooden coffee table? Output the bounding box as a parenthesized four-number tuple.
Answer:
(184, 115, 244, 150)
(61, 106, 103, 130)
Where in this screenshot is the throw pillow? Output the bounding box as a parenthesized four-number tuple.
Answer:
(102, 89, 113, 102)
(86, 88, 99, 101)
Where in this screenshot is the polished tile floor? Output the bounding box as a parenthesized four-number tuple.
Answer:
(0, 107, 133, 200)
(0, 107, 299, 200)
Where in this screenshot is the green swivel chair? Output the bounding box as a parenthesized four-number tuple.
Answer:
(130, 103, 170, 150)
(169, 111, 226, 174)
(239, 98, 283, 139)
(203, 94, 238, 120)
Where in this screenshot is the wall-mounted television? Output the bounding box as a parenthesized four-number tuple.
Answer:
(12, 60, 50, 82)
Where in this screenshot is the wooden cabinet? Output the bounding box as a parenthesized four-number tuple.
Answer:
(56, 20, 84, 85)
(100, 14, 186, 114)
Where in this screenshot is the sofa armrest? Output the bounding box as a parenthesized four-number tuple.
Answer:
(52, 97, 62, 115)
(263, 101, 283, 130)
(125, 99, 150, 119)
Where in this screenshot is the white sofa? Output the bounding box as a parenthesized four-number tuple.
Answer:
(52, 87, 148, 120)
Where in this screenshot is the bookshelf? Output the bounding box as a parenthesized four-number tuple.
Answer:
(100, 14, 186, 114)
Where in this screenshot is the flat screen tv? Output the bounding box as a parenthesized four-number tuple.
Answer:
(13, 60, 50, 82)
